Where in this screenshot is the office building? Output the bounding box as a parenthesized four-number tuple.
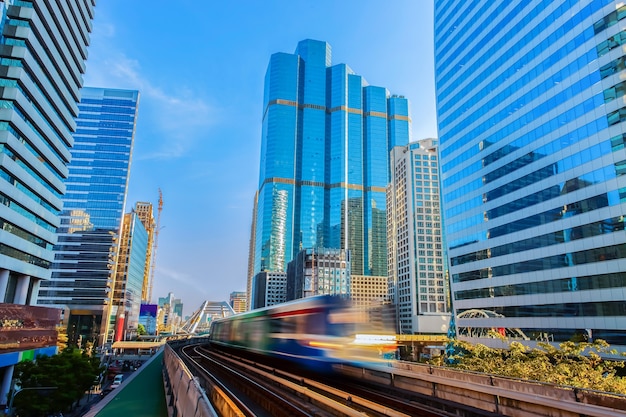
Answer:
(249, 39, 410, 302)
(0, 0, 96, 407)
(388, 139, 450, 335)
(286, 248, 350, 300)
(435, 1, 626, 349)
(251, 271, 287, 309)
(109, 210, 147, 342)
(37, 87, 138, 346)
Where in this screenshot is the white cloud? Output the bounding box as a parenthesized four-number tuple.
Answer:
(156, 265, 209, 298)
(83, 33, 217, 160)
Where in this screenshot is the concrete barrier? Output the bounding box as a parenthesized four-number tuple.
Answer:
(162, 343, 218, 417)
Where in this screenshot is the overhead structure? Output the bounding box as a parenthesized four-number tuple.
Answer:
(180, 301, 236, 334)
(148, 189, 163, 303)
(457, 309, 528, 340)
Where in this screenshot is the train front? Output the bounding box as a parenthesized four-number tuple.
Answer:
(314, 301, 398, 367)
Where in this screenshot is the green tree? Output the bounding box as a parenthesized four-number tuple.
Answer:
(12, 348, 102, 416)
(432, 337, 626, 394)
(137, 323, 147, 336)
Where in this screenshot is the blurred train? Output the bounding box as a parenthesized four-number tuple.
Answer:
(208, 295, 397, 373)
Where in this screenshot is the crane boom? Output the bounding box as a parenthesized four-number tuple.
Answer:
(148, 189, 163, 303)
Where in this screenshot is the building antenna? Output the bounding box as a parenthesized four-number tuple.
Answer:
(148, 188, 163, 303)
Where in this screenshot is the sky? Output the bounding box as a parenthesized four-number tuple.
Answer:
(83, 1, 437, 316)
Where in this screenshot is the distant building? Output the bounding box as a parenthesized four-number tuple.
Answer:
(158, 292, 183, 333)
(229, 291, 247, 313)
(110, 211, 148, 342)
(286, 248, 350, 300)
(246, 193, 258, 311)
(38, 87, 139, 347)
(249, 39, 410, 303)
(251, 271, 287, 309)
(0, 0, 96, 407)
(388, 139, 450, 335)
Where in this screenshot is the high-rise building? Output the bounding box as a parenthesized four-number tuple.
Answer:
(249, 39, 410, 301)
(435, 1, 626, 349)
(38, 87, 139, 346)
(388, 139, 450, 335)
(134, 201, 155, 302)
(0, 0, 96, 407)
(109, 210, 147, 342)
(157, 292, 183, 333)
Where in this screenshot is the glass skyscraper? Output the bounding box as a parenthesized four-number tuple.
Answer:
(0, 0, 96, 406)
(38, 87, 139, 346)
(251, 39, 410, 290)
(435, 1, 626, 349)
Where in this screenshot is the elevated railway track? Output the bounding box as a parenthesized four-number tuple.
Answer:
(168, 340, 626, 417)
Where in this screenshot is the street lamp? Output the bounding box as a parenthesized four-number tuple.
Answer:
(7, 386, 57, 416)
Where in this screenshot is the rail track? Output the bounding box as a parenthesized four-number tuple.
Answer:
(178, 343, 484, 417)
(171, 341, 626, 417)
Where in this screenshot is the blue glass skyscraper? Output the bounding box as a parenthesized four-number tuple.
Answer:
(251, 39, 410, 291)
(38, 87, 139, 346)
(435, 1, 626, 349)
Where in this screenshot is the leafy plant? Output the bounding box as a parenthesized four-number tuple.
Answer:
(11, 348, 103, 416)
(432, 337, 626, 394)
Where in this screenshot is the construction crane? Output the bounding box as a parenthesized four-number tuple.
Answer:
(148, 189, 163, 303)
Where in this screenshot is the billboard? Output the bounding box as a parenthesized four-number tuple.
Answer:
(0, 304, 61, 353)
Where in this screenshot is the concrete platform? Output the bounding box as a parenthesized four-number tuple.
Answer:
(84, 349, 168, 417)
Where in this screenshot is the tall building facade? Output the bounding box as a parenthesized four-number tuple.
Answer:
(251, 271, 287, 309)
(109, 210, 147, 342)
(250, 39, 410, 298)
(286, 247, 350, 300)
(229, 291, 247, 313)
(0, 0, 96, 407)
(388, 139, 450, 335)
(38, 87, 139, 346)
(134, 201, 155, 302)
(435, 1, 626, 349)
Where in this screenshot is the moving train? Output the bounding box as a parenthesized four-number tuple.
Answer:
(208, 295, 397, 373)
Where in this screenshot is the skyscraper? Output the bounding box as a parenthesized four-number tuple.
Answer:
(0, 0, 96, 406)
(250, 39, 410, 297)
(38, 87, 139, 346)
(110, 210, 147, 342)
(388, 139, 450, 335)
(435, 1, 626, 349)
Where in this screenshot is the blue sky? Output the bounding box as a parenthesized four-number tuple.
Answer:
(84, 1, 437, 316)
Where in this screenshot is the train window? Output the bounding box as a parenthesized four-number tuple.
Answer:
(269, 318, 283, 334)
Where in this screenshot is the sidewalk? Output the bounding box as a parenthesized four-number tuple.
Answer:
(82, 349, 167, 417)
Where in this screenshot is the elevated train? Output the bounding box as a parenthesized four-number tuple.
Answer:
(208, 295, 397, 373)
